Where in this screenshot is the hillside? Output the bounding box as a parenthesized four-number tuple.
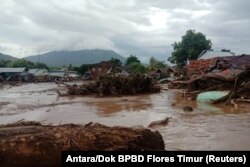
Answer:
(0, 52, 17, 61)
(24, 49, 125, 67)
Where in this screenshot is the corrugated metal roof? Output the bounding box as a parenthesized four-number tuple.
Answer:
(28, 69, 38, 74)
(198, 51, 234, 60)
(227, 54, 250, 69)
(36, 70, 48, 76)
(49, 72, 65, 77)
(0, 67, 26, 73)
(29, 69, 48, 76)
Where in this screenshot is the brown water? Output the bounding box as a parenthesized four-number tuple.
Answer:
(0, 83, 249, 150)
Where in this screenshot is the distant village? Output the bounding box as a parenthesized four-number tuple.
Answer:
(0, 49, 249, 86)
(0, 56, 176, 84)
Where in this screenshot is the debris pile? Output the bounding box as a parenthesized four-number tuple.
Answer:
(0, 121, 165, 167)
(66, 74, 161, 96)
(169, 54, 250, 103)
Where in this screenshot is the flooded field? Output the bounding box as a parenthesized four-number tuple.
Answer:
(0, 82, 250, 150)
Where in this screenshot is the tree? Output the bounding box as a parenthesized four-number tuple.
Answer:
(110, 58, 122, 67)
(168, 29, 212, 66)
(34, 62, 49, 70)
(68, 64, 73, 71)
(0, 60, 11, 67)
(129, 62, 148, 74)
(77, 64, 89, 75)
(10, 59, 35, 69)
(0, 59, 49, 69)
(149, 57, 167, 70)
(125, 55, 140, 66)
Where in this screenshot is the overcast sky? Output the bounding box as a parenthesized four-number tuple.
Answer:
(1, 0, 250, 62)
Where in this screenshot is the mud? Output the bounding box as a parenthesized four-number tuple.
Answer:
(0, 83, 250, 151)
(0, 121, 164, 167)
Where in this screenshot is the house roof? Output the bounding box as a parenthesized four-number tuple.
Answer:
(226, 54, 250, 69)
(170, 65, 179, 72)
(49, 72, 65, 77)
(67, 71, 78, 74)
(198, 50, 235, 60)
(36, 70, 48, 76)
(29, 69, 48, 76)
(28, 69, 38, 74)
(88, 61, 114, 67)
(0, 67, 26, 73)
(156, 67, 170, 74)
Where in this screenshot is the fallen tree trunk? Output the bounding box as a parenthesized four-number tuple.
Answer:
(0, 121, 165, 167)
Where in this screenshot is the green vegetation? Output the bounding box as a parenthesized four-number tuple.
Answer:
(0, 59, 49, 70)
(123, 55, 170, 74)
(125, 55, 140, 66)
(149, 57, 167, 71)
(0, 60, 12, 67)
(0, 51, 170, 76)
(110, 58, 122, 67)
(34, 62, 49, 70)
(124, 55, 147, 74)
(60, 54, 153, 75)
(73, 64, 89, 75)
(168, 29, 212, 66)
(11, 59, 37, 68)
(129, 62, 148, 74)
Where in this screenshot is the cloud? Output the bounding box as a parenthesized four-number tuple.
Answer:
(0, 0, 249, 63)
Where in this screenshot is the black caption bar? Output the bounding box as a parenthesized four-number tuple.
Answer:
(62, 151, 249, 167)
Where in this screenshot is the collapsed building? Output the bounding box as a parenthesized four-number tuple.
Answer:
(0, 67, 31, 82)
(187, 50, 236, 76)
(169, 51, 250, 103)
(0, 67, 80, 83)
(88, 61, 115, 79)
(28, 68, 49, 82)
(149, 67, 175, 80)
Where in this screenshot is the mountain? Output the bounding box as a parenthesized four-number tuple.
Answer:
(24, 49, 126, 67)
(0, 52, 17, 61)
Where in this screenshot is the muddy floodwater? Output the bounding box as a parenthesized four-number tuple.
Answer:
(0, 83, 250, 150)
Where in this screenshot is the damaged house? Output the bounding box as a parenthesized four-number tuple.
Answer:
(149, 67, 178, 81)
(0, 67, 29, 81)
(28, 69, 49, 82)
(89, 61, 115, 79)
(48, 69, 79, 82)
(48, 70, 67, 81)
(170, 50, 250, 103)
(187, 50, 235, 77)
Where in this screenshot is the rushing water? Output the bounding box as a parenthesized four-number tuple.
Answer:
(0, 83, 249, 150)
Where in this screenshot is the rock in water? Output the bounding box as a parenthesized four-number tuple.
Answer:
(148, 117, 170, 128)
(183, 106, 193, 112)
